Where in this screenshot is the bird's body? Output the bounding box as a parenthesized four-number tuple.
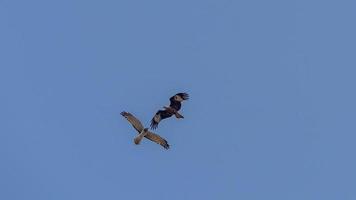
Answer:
(134, 128, 149, 145)
(163, 106, 184, 119)
(121, 111, 169, 149)
(150, 93, 189, 129)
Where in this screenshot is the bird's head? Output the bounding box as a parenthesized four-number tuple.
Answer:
(174, 95, 183, 102)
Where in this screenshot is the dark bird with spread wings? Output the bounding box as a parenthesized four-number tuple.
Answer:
(150, 93, 189, 129)
(121, 111, 169, 149)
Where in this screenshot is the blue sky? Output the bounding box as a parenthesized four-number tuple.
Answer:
(1, 0, 355, 199)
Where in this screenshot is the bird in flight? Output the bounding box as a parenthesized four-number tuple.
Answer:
(121, 111, 169, 149)
(150, 93, 189, 129)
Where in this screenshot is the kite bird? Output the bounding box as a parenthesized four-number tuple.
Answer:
(121, 111, 169, 149)
(150, 92, 189, 130)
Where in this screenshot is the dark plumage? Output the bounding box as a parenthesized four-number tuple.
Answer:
(150, 110, 174, 130)
(169, 93, 189, 111)
(150, 93, 189, 129)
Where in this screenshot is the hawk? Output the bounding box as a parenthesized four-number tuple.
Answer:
(121, 111, 169, 149)
(150, 92, 189, 129)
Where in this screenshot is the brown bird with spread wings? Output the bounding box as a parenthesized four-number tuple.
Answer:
(121, 111, 169, 149)
(150, 93, 189, 129)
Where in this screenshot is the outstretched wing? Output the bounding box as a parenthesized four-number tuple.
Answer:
(145, 131, 170, 149)
(150, 110, 173, 129)
(121, 111, 144, 133)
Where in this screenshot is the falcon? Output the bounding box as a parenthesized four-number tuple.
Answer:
(121, 111, 169, 149)
(150, 92, 189, 129)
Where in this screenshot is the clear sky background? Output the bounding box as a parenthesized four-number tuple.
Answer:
(1, 0, 355, 199)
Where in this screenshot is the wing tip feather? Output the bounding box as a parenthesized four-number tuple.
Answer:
(163, 141, 170, 150)
(120, 111, 129, 117)
(178, 92, 189, 100)
(150, 120, 158, 130)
